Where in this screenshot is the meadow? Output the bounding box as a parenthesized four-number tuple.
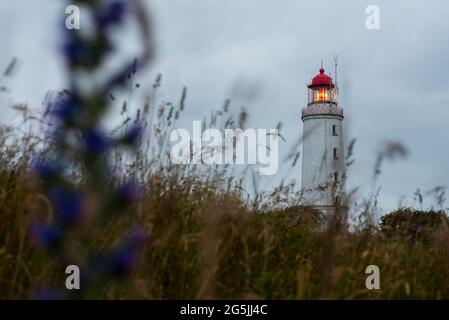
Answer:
(0, 98, 448, 299)
(0, 0, 448, 300)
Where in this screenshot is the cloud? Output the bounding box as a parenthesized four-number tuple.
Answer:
(0, 0, 448, 212)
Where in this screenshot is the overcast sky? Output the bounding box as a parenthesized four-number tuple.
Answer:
(0, 0, 448, 214)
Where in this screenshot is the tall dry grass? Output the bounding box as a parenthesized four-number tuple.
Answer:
(0, 96, 448, 300)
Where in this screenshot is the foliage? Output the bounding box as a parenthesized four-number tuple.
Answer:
(379, 208, 449, 244)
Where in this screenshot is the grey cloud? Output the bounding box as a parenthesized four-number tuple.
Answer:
(0, 0, 448, 213)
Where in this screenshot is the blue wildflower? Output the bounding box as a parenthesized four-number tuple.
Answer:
(122, 124, 143, 145)
(51, 91, 80, 125)
(33, 158, 59, 181)
(112, 247, 138, 276)
(30, 222, 62, 250)
(111, 229, 146, 276)
(48, 187, 84, 226)
(114, 181, 141, 207)
(83, 129, 110, 156)
(62, 32, 92, 67)
(95, 1, 128, 28)
(33, 288, 63, 300)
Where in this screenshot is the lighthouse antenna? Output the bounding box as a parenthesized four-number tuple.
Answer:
(333, 54, 339, 93)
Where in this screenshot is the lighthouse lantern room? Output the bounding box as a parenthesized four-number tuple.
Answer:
(307, 67, 337, 104)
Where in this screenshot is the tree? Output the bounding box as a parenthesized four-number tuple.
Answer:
(379, 208, 448, 243)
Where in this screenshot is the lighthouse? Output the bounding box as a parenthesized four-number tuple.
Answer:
(301, 65, 346, 215)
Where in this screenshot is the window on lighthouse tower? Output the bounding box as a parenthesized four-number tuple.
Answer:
(332, 125, 338, 136)
(333, 148, 338, 159)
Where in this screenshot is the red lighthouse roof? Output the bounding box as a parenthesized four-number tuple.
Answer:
(308, 67, 334, 88)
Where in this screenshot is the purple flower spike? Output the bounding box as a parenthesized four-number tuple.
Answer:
(33, 288, 63, 300)
(48, 187, 84, 226)
(112, 246, 139, 276)
(115, 181, 141, 207)
(51, 91, 80, 124)
(33, 158, 59, 181)
(111, 229, 146, 276)
(30, 222, 62, 250)
(122, 124, 143, 145)
(83, 129, 110, 156)
(95, 1, 128, 28)
(62, 30, 94, 67)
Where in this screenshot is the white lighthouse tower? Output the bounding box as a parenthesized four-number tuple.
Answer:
(301, 65, 346, 214)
